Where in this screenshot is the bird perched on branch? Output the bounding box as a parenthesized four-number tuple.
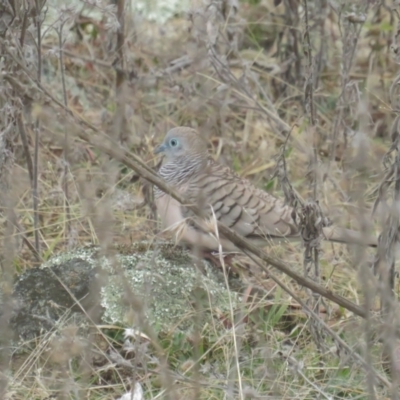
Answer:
(153, 127, 377, 252)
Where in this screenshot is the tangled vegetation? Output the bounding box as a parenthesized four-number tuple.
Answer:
(1, 0, 400, 398)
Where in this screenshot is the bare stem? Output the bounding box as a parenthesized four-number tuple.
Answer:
(58, 21, 71, 242)
(32, 0, 43, 260)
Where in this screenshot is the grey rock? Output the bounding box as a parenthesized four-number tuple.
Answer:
(8, 243, 242, 340)
(10, 253, 101, 340)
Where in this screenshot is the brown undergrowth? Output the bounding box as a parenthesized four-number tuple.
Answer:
(1, 0, 400, 398)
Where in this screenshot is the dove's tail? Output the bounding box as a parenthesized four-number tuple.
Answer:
(322, 226, 377, 247)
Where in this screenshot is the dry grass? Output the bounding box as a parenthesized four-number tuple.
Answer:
(1, 0, 400, 398)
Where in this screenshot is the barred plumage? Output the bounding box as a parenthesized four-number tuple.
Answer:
(154, 154, 208, 199)
(153, 127, 377, 251)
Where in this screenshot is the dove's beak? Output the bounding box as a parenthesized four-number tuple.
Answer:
(154, 143, 166, 154)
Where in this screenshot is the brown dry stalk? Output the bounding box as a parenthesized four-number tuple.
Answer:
(57, 20, 71, 244)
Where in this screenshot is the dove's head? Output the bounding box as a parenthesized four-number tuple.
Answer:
(154, 127, 208, 163)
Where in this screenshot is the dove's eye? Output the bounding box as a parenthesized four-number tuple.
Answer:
(169, 138, 179, 147)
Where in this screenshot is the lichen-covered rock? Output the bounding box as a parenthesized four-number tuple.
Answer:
(8, 243, 241, 340)
(9, 254, 101, 340)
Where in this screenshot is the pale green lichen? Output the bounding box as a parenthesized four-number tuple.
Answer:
(41, 243, 240, 333)
(40, 246, 100, 269)
(101, 243, 240, 332)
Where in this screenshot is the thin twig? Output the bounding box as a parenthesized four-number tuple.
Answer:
(42, 44, 113, 68)
(302, 0, 326, 350)
(33, 0, 42, 260)
(17, 114, 33, 183)
(57, 20, 71, 244)
(19, 4, 30, 47)
(112, 0, 129, 145)
(327, 4, 369, 171)
(303, 0, 317, 198)
(303, 0, 316, 129)
(115, 0, 125, 91)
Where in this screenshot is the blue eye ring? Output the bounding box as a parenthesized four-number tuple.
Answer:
(169, 138, 179, 147)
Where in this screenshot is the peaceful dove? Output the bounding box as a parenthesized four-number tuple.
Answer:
(153, 127, 377, 252)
